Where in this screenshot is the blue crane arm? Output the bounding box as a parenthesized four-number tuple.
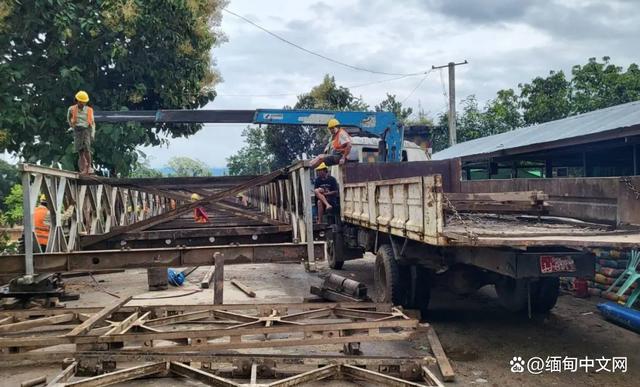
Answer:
(94, 109, 404, 162)
(254, 109, 404, 162)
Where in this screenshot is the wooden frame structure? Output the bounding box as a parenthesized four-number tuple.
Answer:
(0, 302, 418, 356)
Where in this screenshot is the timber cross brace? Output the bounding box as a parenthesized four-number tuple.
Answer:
(14, 161, 322, 278)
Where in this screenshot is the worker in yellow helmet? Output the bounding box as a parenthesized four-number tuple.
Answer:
(313, 162, 339, 223)
(310, 118, 352, 168)
(67, 91, 96, 174)
(33, 194, 50, 251)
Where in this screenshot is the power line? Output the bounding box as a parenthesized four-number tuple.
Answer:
(400, 70, 433, 104)
(222, 8, 428, 77)
(217, 73, 422, 98)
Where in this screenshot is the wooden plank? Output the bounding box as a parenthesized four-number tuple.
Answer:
(64, 362, 167, 387)
(200, 266, 215, 289)
(230, 279, 256, 298)
(169, 361, 236, 387)
(104, 311, 139, 336)
(66, 296, 131, 336)
(341, 364, 428, 387)
(0, 313, 75, 333)
(425, 326, 455, 382)
(266, 364, 337, 387)
(422, 366, 445, 387)
(214, 253, 224, 305)
(46, 361, 78, 386)
(20, 376, 46, 387)
(0, 315, 14, 325)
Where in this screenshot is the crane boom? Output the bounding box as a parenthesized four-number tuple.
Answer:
(94, 108, 404, 162)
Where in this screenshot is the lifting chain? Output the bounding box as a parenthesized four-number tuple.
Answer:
(621, 177, 640, 200)
(442, 194, 478, 242)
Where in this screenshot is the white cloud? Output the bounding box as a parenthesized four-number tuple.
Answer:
(142, 0, 640, 168)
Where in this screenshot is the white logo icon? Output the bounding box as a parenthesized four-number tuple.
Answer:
(510, 357, 525, 373)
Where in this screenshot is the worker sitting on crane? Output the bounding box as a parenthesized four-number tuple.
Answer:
(310, 119, 352, 167)
(314, 163, 339, 223)
(67, 90, 96, 174)
(191, 193, 209, 223)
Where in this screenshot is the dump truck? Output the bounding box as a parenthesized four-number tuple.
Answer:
(327, 160, 640, 315)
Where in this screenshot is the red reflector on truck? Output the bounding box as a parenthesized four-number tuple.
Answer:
(540, 255, 576, 274)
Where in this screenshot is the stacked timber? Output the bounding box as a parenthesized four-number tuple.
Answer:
(587, 248, 634, 302)
(446, 191, 548, 214)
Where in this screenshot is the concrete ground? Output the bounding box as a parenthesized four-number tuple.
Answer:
(1, 254, 638, 386)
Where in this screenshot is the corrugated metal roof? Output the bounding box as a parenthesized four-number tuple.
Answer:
(432, 100, 640, 160)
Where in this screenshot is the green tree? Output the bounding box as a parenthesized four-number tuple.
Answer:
(129, 156, 163, 178)
(571, 56, 640, 113)
(227, 126, 273, 175)
(483, 89, 523, 135)
(264, 75, 369, 169)
(167, 156, 211, 177)
(1, 184, 23, 227)
(0, 159, 18, 212)
(375, 93, 413, 122)
(0, 0, 227, 175)
(518, 70, 572, 125)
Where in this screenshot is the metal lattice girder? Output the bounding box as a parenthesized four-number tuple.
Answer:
(0, 243, 326, 274)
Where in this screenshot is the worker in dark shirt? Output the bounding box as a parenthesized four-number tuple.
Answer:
(314, 163, 339, 223)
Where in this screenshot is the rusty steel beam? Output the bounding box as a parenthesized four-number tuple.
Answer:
(0, 243, 326, 274)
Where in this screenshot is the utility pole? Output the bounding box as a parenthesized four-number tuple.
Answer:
(432, 60, 468, 146)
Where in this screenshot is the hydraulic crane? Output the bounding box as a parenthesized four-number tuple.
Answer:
(94, 109, 405, 162)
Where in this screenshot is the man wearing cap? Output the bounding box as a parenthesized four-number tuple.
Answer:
(67, 90, 96, 174)
(314, 163, 339, 223)
(310, 118, 352, 168)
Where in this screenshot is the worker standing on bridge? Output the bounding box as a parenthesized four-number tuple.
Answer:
(310, 119, 352, 167)
(314, 163, 339, 223)
(34, 194, 50, 252)
(191, 193, 209, 223)
(67, 90, 96, 174)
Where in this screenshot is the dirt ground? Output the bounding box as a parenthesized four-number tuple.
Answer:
(1, 254, 638, 386)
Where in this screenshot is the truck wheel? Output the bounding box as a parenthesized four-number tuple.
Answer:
(531, 278, 559, 313)
(374, 245, 401, 304)
(495, 277, 527, 312)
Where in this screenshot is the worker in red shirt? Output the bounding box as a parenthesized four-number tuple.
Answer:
(191, 193, 209, 223)
(311, 119, 352, 167)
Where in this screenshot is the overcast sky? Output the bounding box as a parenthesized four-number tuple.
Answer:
(141, 0, 640, 168)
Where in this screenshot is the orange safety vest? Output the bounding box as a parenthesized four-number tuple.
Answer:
(70, 105, 94, 127)
(34, 206, 49, 246)
(331, 128, 351, 155)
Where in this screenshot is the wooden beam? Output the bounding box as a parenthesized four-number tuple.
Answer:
(19, 376, 46, 387)
(200, 266, 215, 289)
(46, 361, 78, 386)
(213, 253, 224, 305)
(422, 366, 445, 387)
(104, 311, 139, 336)
(0, 313, 75, 333)
(64, 362, 167, 387)
(66, 296, 132, 337)
(341, 364, 428, 387)
(169, 361, 236, 387)
(230, 279, 256, 298)
(425, 325, 455, 382)
(266, 364, 337, 387)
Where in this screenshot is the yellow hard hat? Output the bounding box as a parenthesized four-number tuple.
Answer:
(327, 118, 340, 129)
(39, 194, 47, 202)
(75, 90, 89, 103)
(191, 193, 201, 201)
(315, 162, 328, 171)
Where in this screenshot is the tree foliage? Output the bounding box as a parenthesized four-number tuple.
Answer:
(0, 0, 227, 174)
(227, 126, 273, 176)
(0, 160, 18, 212)
(375, 93, 413, 123)
(129, 156, 163, 178)
(1, 184, 23, 227)
(167, 156, 211, 177)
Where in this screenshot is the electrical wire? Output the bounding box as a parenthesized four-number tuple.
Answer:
(216, 73, 422, 98)
(439, 68, 449, 111)
(400, 69, 433, 104)
(223, 8, 428, 77)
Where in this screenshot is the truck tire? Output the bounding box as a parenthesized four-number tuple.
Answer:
(531, 277, 559, 313)
(495, 277, 528, 312)
(374, 244, 402, 304)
